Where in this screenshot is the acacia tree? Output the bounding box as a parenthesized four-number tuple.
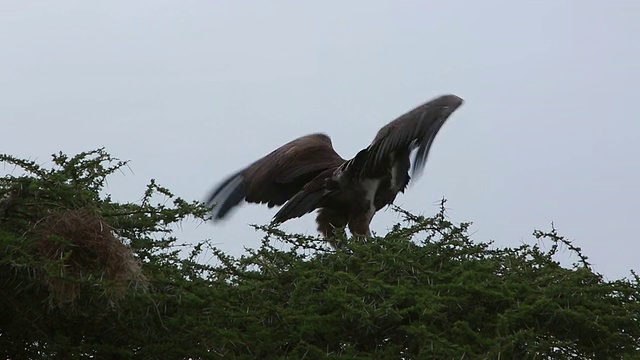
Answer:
(0, 149, 638, 359)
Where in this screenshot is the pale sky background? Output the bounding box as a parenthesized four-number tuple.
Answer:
(1, 1, 638, 279)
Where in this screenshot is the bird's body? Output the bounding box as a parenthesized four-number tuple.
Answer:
(206, 94, 464, 242)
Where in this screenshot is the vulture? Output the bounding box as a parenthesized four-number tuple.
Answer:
(205, 94, 464, 241)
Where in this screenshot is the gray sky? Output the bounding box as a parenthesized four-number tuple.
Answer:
(2, 1, 639, 279)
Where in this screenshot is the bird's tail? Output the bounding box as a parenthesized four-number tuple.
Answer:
(272, 189, 325, 224)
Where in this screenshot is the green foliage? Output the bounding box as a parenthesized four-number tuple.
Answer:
(1, 149, 639, 359)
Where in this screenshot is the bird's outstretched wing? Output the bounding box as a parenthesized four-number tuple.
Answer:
(205, 133, 345, 221)
(272, 94, 464, 225)
(343, 94, 464, 180)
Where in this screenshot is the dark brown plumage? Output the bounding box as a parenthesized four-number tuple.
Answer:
(206, 94, 464, 241)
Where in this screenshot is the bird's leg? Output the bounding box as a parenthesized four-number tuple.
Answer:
(316, 208, 348, 250)
(348, 221, 371, 241)
(348, 210, 374, 243)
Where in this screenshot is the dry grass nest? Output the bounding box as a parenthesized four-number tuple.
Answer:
(33, 207, 148, 307)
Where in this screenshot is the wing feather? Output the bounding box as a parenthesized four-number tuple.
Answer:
(343, 94, 463, 180)
(205, 133, 345, 221)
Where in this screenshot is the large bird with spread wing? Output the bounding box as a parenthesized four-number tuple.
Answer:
(205, 94, 464, 240)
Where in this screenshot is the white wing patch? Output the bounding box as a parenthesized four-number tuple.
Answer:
(389, 162, 400, 191)
(361, 178, 381, 216)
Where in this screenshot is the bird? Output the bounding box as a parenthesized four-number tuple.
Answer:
(205, 94, 464, 243)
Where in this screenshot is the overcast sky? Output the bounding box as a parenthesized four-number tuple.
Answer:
(2, 1, 638, 279)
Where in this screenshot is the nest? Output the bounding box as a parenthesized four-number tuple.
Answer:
(33, 207, 148, 307)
